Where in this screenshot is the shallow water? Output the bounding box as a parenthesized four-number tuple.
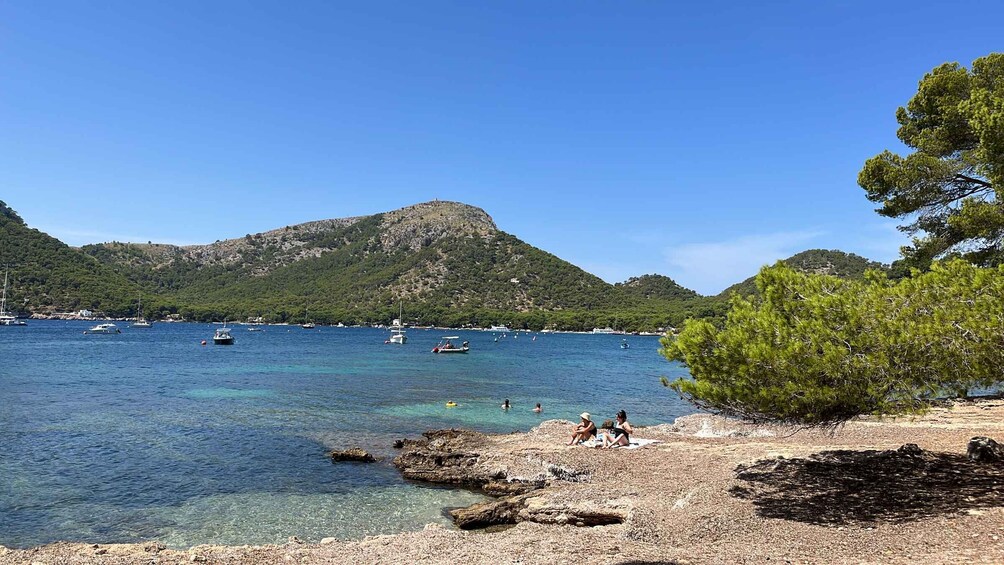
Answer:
(0, 321, 693, 548)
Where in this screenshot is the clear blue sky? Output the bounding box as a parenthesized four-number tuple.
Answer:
(2, 1, 1000, 294)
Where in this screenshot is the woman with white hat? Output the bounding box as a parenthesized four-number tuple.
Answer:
(567, 412, 597, 445)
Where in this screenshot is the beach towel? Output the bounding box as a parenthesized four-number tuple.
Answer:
(620, 438, 660, 450)
(577, 438, 660, 449)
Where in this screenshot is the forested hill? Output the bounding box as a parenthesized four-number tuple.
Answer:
(615, 274, 700, 301)
(2, 199, 888, 330)
(717, 249, 889, 299)
(79, 200, 708, 328)
(0, 200, 139, 314)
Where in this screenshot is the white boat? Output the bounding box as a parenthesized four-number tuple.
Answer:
(132, 296, 152, 328)
(388, 303, 407, 344)
(592, 327, 616, 334)
(0, 267, 27, 326)
(84, 323, 120, 334)
(487, 325, 510, 332)
(302, 309, 315, 329)
(213, 324, 235, 345)
(620, 339, 630, 349)
(247, 326, 264, 332)
(433, 336, 469, 354)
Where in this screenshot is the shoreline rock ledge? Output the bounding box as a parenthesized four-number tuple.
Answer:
(393, 427, 626, 529)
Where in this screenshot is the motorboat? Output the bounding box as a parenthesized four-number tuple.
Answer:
(592, 327, 616, 334)
(247, 326, 264, 332)
(0, 268, 26, 326)
(213, 326, 235, 345)
(487, 325, 509, 332)
(84, 323, 120, 334)
(433, 336, 469, 354)
(620, 339, 630, 349)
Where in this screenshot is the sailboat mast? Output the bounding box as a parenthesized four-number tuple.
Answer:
(1, 268, 8, 315)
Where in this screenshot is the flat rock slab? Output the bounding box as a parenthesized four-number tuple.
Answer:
(329, 448, 375, 462)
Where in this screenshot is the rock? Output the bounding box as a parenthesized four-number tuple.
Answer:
(393, 429, 491, 486)
(898, 443, 924, 457)
(482, 479, 541, 496)
(450, 496, 526, 529)
(329, 448, 375, 463)
(967, 436, 1004, 463)
(392, 439, 405, 449)
(320, 537, 337, 545)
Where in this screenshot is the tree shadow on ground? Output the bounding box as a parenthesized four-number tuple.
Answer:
(730, 446, 1004, 526)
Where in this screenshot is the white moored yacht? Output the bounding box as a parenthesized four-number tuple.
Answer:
(0, 267, 26, 326)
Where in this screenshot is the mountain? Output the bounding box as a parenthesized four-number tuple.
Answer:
(0, 200, 139, 315)
(82, 201, 702, 329)
(2, 199, 888, 331)
(717, 249, 889, 299)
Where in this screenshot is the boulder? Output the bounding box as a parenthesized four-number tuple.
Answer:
(329, 448, 375, 463)
(897, 443, 924, 457)
(967, 436, 1004, 463)
(450, 496, 525, 529)
(393, 429, 492, 486)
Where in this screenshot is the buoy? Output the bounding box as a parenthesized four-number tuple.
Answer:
(201, 340, 207, 346)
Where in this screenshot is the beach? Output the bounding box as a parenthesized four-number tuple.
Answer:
(5, 398, 1004, 564)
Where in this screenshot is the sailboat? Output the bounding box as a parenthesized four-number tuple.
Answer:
(132, 296, 152, 328)
(388, 303, 407, 344)
(301, 308, 315, 329)
(0, 267, 27, 326)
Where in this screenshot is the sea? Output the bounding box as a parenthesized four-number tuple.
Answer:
(0, 320, 694, 549)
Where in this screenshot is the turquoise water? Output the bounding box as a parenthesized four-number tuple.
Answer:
(0, 321, 693, 548)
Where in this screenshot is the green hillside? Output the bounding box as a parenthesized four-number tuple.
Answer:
(4, 200, 889, 332)
(0, 200, 139, 315)
(80, 201, 703, 330)
(717, 249, 889, 299)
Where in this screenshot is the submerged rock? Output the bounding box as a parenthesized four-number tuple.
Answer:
(967, 436, 1004, 463)
(329, 448, 375, 462)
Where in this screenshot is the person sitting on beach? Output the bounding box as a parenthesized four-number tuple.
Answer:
(600, 410, 633, 448)
(533, 403, 542, 413)
(502, 399, 511, 410)
(567, 412, 596, 445)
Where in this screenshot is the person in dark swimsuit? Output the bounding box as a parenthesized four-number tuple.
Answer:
(601, 410, 633, 448)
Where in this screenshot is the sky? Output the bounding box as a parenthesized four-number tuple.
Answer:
(1, 1, 1001, 294)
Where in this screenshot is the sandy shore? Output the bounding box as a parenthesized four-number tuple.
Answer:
(5, 400, 1004, 564)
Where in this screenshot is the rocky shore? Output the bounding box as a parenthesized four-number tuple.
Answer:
(5, 400, 1004, 564)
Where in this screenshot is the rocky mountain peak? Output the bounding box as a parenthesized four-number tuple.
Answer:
(379, 201, 498, 251)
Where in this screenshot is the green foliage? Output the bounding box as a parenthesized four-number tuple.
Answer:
(662, 261, 1004, 426)
(858, 53, 1004, 269)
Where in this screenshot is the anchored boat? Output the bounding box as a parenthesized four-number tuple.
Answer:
(84, 323, 120, 334)
(0, 267, 26, 326)
(433, 336, 469, 354)
(213, 321, 235, 345)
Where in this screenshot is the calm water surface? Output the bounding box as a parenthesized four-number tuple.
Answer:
(0, 321, 693, 548)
